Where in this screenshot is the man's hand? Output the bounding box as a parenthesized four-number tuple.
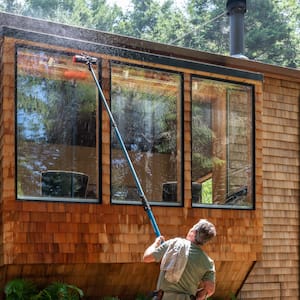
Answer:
(196, 288, 207, 300)
(143, 236, 165, 263)
(154, 236, 165, 247)
(196, 280, 215, 299)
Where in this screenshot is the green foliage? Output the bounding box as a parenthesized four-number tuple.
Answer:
(229, 292, 237, 300)
(4, 279, 84, 300)
(4, 279, 238, 300)
(202, 178, 212, 204)
(5, 279, 38, 300)
(101, 295, 150, 300)
(245, 0, 298, 67)
(38, 282, 84, 300)
(134, 294, 148, 300)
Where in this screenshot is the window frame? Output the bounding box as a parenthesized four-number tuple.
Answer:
(9, 28, 262, 208)
(15, 44, 102, 204)
(109, 61, 185, 207)
(190, 75, 256, 210)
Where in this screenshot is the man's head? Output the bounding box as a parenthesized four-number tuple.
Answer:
(187, 219, 216, 245)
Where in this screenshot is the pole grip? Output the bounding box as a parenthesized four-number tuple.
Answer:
(142, 196, 161, 237)
(146, 209, 161, 237)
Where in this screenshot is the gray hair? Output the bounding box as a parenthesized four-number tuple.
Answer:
(193, 219, 216, 245)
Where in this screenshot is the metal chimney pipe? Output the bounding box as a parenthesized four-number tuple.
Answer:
(226, 0, 247, 58)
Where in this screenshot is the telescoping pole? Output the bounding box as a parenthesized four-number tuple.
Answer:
(73, 54, 161, 237)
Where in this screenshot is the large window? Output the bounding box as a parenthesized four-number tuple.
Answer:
(110, 63, 182, 205)
(16, 46, 99, 202)
(15, 45, 255, 208)
(191, 77, 254, 208)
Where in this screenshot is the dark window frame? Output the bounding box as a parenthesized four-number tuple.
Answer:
(8, 28, 262, 208)
(190, 75, 256, 210)
(15, 44, 102, 204)
(109, 61, 184, 207)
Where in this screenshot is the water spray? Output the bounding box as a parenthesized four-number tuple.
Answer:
(73, 53, 161, 237)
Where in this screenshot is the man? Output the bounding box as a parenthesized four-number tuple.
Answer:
(143, 219, 216, 300)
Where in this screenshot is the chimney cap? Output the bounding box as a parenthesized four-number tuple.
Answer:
(226, 0, 246, 14)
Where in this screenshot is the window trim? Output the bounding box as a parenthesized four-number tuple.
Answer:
(9, 27, 262, 208)
(15, 44, 102, 204)
(3, 27, 263, 81)
(109, 61, 185, 207)
(190, 75, 256, 210)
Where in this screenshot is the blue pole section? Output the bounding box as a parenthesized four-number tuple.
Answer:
(87, 60, 161, 238)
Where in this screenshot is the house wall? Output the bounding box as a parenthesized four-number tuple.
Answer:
(0, 37, 4, 268)
(0, 12, 299, 300)
(238, 76, 300, 299)
(0, 34, 263, 299)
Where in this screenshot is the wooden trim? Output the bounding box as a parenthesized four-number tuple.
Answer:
(2, 27, 263, 82)
(1, 12, 299, 82)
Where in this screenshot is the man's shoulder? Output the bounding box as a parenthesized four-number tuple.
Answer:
(190, 244, 214, 263)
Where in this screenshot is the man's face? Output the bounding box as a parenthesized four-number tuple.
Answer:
(186, 226, 197, 241)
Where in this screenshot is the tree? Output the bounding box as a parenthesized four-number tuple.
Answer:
(183, 0, 299, 67)
(0, 0, 25, 13)
(126, 0, 191, 44)
(117, 0, 162, 37)
(245, 0, 298, 67)
(275, 0, 300, 67)
(24, 0, 74, 21)
(88, 0, 124, 32)
(184, 0, 229, 52)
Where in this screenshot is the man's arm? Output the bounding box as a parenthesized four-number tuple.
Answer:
(143, 236, 164, 263)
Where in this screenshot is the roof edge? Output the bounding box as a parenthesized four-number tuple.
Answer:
(0, 11, 299, 81)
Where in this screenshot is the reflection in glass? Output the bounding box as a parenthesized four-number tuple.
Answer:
(192, 77, 253, 208)
(16, 47, 98, 201)
(111, 63, 182, 204)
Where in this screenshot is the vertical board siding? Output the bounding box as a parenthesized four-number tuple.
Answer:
(0, 37, 4, 270)
(238, 77, 300, 299)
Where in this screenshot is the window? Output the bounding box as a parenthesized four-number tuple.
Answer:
(191, 77, 254, 208)
(16, 46, 99, 202)
(15, 45, 255, 208)
(110, 63, 182, 205)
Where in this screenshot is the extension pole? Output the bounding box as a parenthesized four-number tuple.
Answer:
(73, 54, 161, 237)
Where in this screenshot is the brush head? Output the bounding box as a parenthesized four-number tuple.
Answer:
(73, 54, 97, 65)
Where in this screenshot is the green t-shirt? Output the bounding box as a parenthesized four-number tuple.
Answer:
(152, 238, 215, 296)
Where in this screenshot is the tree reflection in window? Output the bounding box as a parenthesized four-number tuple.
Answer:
(192, 77, 253, 208)
(16, 47, 98, 201)
(111, 63, 182, 204)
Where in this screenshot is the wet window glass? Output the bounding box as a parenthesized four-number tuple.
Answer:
(111, 63, 182, 205)
(16, 46, 99, 202)
(192, 77, 254, 209)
